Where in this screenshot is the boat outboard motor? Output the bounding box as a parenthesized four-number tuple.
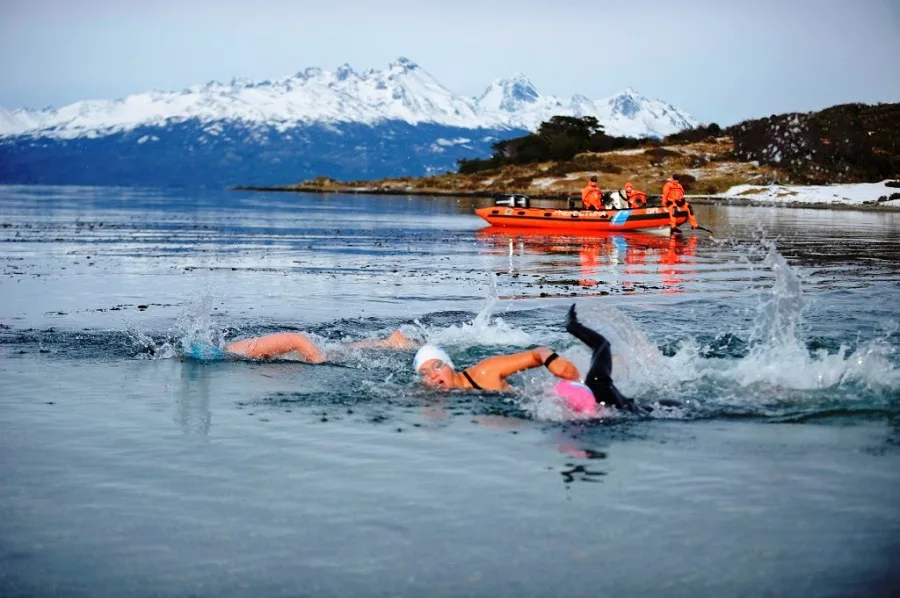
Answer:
(494, 194, 530, 208)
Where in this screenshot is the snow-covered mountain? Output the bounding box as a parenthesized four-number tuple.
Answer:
(0, 58, 696, 140)
(473, 76, 695, 138)
(0, 58, 699, 186)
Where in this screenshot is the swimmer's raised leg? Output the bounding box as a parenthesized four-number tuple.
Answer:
(565, 305, 642, 413)
(565, 304, 612, 379)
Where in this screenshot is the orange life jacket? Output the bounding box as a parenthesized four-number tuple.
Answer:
(626, 188, 647, 208)
(661, 180, 686, 207)
(581, 182, 602, 210)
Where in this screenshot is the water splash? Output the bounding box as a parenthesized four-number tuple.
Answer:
(717, 244, 898, 394)
(747, 244, 806, 354)
(126, 291, 231, 360)
(422, 274, 534, 348)
(171, 293, 224, 355)
(125, 326, 178, 360)
(661, 243, 897, 412)
(555, 301, 694, 401)
(555, 242, 899, 419)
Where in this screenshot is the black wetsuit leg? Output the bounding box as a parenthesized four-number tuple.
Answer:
(565, 305, 643, 413)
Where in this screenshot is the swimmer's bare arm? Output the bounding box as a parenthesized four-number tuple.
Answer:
(469, 347, 580, 387)
(225, 332, 326, 363)
(532, 347, 581, 381)
(341, 331, 419, 350)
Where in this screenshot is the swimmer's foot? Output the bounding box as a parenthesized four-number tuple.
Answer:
(565, 303, 601, 344)
(565, 303, 578, 332)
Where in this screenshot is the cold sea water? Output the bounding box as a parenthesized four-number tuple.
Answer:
(1, 185, 899, 598)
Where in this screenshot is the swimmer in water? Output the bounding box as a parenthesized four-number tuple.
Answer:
(412, 306, 675, 416)
(412, 343, 581, 392)
(563, 304, 637, 412)
(565, 303, 680, 414)
(187, 330, 418, 362)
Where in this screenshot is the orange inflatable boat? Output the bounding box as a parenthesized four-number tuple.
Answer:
(475, 195, 687, 232)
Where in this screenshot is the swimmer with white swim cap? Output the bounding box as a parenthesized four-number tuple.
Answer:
(413, 342, 581, 393)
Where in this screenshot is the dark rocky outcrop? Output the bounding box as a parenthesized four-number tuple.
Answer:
(723, 103, 900, 184)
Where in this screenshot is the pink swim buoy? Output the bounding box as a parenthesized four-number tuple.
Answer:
(554, 381, 598, 415)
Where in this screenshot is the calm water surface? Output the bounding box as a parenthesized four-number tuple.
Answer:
(1, 186, 899, 598)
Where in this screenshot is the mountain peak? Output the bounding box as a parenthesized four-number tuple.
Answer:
(505, 72, 533, 84)
(608, 88, 646, 118)
(493, 73, 537, 91)
(388, 57, 419, 72)
(335, 63, 356, 81)
(0, 105, 24, 134)
(476, 74, 540, 113)
(294, 66, 323, 80)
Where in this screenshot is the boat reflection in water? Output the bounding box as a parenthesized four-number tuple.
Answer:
(475, 226, 698, 298)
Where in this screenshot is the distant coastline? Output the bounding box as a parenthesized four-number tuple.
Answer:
(234, 103, 900, 211)
(232, 183, 900, 212)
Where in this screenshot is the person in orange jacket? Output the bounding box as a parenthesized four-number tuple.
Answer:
(660, 174, 698, 234)
(623, 181, 647, 208)
(581, 175, 603, 210)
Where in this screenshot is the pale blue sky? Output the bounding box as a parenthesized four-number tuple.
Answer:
(1, 0, 898, 125)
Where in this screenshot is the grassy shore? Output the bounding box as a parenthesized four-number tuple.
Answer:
(236, 138, 775, 197)
(234, 136, 900, 210)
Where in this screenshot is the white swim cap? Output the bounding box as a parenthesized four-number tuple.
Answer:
(413, 344, 454, 373)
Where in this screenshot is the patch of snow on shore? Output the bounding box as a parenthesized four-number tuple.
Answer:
(531, 177, 560, 188)
(609, 148, 645, 156)
(714, 163, 741, 174)
(724, 180, 900, 207)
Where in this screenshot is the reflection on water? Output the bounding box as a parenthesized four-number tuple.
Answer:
(475, 227, 701, 297)
(176, 361, 212, 436)
(559, 462, 607, 486)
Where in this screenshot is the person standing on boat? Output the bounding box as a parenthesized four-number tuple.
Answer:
(581, 175, 603, 211)
(624, 181, 647, 208)
(661, 174, 698, 234)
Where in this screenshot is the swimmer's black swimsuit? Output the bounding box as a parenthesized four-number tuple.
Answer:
(462, 370, 483, 391)
(565, 305, 644, 414)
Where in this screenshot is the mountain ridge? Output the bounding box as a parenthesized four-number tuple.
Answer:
(0, 58, 702, 186)
(0, 58, 697, 140)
